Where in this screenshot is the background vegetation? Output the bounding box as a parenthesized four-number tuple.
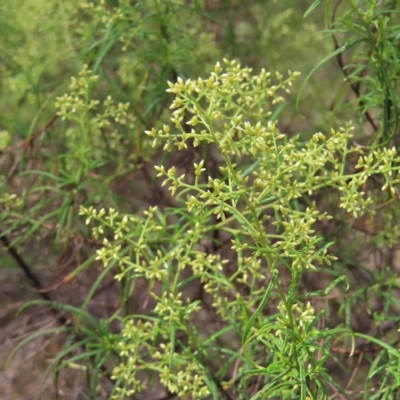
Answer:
(1, 0, 400, 399)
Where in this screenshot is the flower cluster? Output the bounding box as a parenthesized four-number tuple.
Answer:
(55, 65, 99, 120)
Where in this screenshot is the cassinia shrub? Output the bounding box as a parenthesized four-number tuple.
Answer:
(80, 60, 400, 399)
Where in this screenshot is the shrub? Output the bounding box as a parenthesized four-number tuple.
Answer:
(3, 1, 400, 399)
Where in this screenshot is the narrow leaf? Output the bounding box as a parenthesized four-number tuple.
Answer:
(303, 0, 324, 19)
(242, 270, 278, 343)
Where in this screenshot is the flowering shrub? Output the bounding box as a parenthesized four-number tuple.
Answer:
(80, 60, 400, 399)
(3, 1, 400, 399)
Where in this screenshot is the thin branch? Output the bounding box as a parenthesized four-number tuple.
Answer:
(1, 114, 59, 154)
(0, 232, 68, 325)
(331, 0, 378, 133)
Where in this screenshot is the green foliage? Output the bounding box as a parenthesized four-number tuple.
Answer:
(2, 1, 400, 400)
(80, 61, 400, 399)
(304, 0, 400, 145)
